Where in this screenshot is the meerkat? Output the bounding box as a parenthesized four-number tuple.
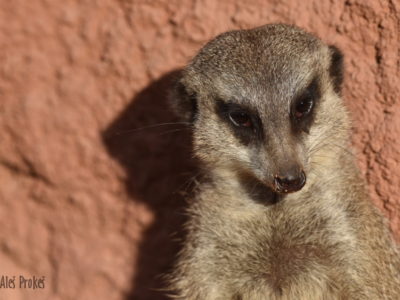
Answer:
(168, 24, 400, 299)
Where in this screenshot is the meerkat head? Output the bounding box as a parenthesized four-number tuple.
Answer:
(171, 24, 347, 194)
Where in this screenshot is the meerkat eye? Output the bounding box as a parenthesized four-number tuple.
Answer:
(292, 78, 319, 121)
(229, 111, 253, 128)
(294, 96, 314, 119)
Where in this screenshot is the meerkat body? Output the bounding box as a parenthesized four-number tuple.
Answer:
(169, 24, 400, 299)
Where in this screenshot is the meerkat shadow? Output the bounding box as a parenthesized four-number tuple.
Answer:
(102, 70, 197, 300)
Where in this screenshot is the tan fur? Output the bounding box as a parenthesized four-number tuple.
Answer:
(168, 24, 400, 299)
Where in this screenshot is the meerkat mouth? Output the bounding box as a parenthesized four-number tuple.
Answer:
(238, 172, 283, 205)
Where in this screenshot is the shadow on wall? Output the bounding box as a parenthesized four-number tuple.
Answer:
(102, 71, 198, 300)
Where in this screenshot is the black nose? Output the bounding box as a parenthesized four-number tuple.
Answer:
(274, 170, 306, 193)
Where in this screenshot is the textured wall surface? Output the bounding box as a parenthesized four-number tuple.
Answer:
(0, 0, 399, 299)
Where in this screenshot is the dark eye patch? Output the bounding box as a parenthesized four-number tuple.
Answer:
(216, 99, 263, 145)
(290, 77, 320, 134)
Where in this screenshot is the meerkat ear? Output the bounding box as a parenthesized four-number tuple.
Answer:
(328, 45, 344, 94)
(169, 78, 198, 122)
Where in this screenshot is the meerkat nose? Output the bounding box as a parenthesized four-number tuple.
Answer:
(274, 170, 306, 193)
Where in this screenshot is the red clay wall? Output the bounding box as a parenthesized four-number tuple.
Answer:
(0, 1, 399, 299)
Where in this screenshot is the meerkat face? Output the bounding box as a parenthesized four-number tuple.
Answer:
(171, 24, 345, 194)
